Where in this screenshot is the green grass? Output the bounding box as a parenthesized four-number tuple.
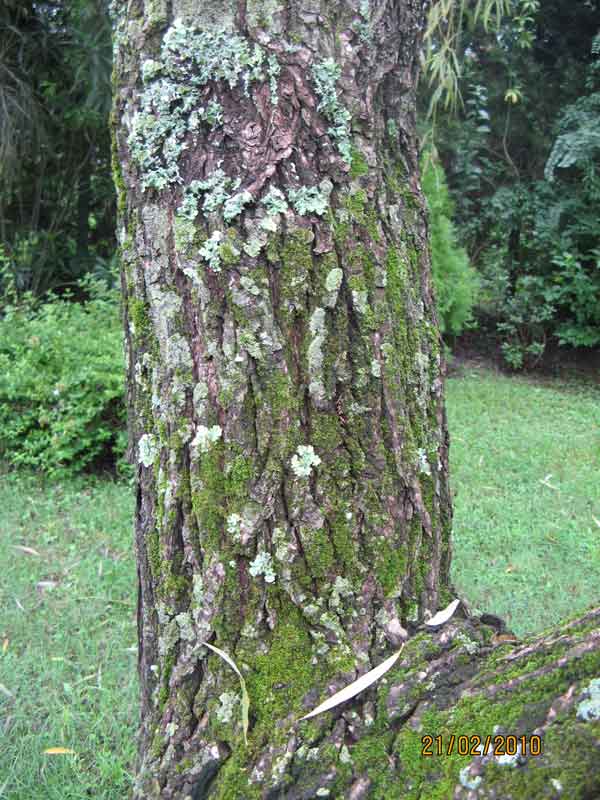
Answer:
(0, 474, 137, 799)
(0, 367, 598, 797)
(447, 367, 600, 636)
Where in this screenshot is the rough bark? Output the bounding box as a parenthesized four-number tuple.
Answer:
(110, 1, 600, 798)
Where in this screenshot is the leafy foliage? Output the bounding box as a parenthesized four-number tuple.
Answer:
(421, 152, 479, 336)
(425, 0, 600, 367)
(545, 94, 600, 180)
(0, 272, 126, 475)
(0, 0, 115, 298)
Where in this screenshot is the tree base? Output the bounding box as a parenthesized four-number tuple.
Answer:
(134, 604, 600, 799)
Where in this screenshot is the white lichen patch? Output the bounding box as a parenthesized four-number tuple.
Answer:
(325, 267, 343, 293)
(417, 448, 431, 476)
(308, 307, 327, 401)
(291, 445, 321, 478)
(459, 765, 482, 790)
(199, 230, 224, 272)
(175, 612, 195, 642)
(577, 677, 600, 721)
(215, 691, 239, 724)
(249, 551, 276, 583)
(192, 424, 223, 452)
(455, 631, 479, 655)
(370, 359, 381, 378)
(352, 289, 369, 314)
(226, 513, 243, 538)
(166, 333, 193, 370)
(138, 433, 159, 467)
(330, 576, 353, 610)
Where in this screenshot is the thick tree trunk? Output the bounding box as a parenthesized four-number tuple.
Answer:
(111, 2, 599, 798)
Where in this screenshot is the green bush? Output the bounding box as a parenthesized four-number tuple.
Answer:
(0, 273, 126, 476)
(421, 152, 479, 336)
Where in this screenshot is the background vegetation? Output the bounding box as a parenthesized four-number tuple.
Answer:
(1, 0, 599, 365)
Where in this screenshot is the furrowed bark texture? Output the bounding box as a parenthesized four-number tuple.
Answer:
(113, 0, 464, 795)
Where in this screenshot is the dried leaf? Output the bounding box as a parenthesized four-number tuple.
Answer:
(202, 641, 249, 745)
(43, 747, 75, 755)
(13, 545, 40, 557)
(2, 639, 8, 654)
(299, 646, 404, 722)
(492, 633, 519, 646)
(540, 474, 558, 491)
(36, 581, 58, 593)
(424, 598, 461, 627)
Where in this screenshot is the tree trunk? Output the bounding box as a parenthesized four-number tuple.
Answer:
(110, 2, 599, 798)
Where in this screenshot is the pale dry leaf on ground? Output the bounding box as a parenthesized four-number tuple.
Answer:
(13, 545, 40, 557)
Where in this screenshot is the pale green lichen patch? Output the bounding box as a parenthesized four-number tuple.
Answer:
(128, 19, 277, 190)
(288, 181, 333, 217)
(261, 187, 288, 215)
(199, 230, 224, 271)
(139, 433, 159, 467)
(577, 677, 600, 721)
(311, 59, 352, 163)
(324, 266, 343, 308)
(180, 167, 252, 223)
(166, 333, 193, 370)
(308, 307, 327, 402)
(325, 267, 343, 293)
(249, 551, 276, 583)
(352, 0, 372, 43)
(291, 445, 321, 478)
(216, 691, 239, 723)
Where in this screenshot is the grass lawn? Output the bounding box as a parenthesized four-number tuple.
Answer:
(0, 367, 598, 797)
(447, 366, 600, 636)
(0, 477, 137, 799)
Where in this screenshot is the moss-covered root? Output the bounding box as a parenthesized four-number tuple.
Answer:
(323, 605, 600, 800)
(131, 605, 600, 798)
(255, 605, 600, 799)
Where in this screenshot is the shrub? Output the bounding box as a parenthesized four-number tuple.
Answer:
(421, 151, 479, 336)
(0, 272, 126, 476)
